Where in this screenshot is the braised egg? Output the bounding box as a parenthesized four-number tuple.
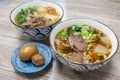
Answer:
(31, 54, 45, 66)
(18, 45, 38, 61)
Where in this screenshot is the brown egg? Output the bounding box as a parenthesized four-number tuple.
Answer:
(18, 45, 38, 61)
(31, 54, 45, 66)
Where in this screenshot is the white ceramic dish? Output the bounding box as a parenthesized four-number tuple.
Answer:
(50, 19, 119, 71)
(10, 0, 64, 40)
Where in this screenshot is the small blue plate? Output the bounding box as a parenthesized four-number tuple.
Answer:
(11, 42, 52, 74)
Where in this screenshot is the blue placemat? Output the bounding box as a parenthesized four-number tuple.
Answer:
(11, 42, 52, 74)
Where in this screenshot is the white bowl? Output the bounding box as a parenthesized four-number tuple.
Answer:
(50, 19, 119, 71)
(10, 0, 64, 40)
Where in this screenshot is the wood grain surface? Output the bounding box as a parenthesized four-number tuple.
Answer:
(0, 0, 120, 80)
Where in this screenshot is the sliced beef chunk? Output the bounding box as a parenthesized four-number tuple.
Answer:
(36, 17, 46, 27)
(69, 35, 84, 46)
(55, 39, 69, 50)
(55, 39, 73, 52)
(26, 13, 35, 21)
(22, 14, 46, 28)
(67, 52, 88, 63)
(68, 35, 88, 51)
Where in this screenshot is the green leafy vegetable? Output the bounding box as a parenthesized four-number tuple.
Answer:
(73, 32, 81, 35)
(69, 29, 76, 35)
(80, 29, 97, 41)
(72, 25, 81, 31)
(18, 7, 37, 24)
(81, 25, 89, 32)
(56, 31, 68, 40)
(80, 31, 91, 39)
(19, 9, 27, 24)
(26, 7, 37, 14)
(90, 34, 97, 40)
(69, 25, 81, 35)
(87, 29, 94, 34)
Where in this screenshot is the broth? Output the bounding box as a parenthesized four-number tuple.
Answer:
(54, 24, 112, 64)
(15, 6, 60, 28)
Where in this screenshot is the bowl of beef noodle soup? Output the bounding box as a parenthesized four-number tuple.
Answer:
(50, 19, 119, 71)
(10, 0, 64, 40)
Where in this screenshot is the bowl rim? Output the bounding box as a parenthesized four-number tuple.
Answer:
(50, 18, 119, 65)
(10, 0, 64, 29)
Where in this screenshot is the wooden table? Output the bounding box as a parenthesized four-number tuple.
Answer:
(0, 0, 120, 80)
